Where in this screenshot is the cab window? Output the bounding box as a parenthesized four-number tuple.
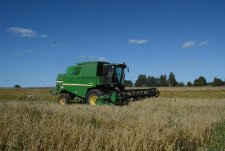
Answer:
(71, 67, 81, 75)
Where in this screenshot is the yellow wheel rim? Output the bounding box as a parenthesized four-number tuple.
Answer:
(59, 98, 66, 104)
(89, 94, 98, 105)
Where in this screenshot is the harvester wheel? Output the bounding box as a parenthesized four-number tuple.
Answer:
(86, 89, 103, 105)
(58, 93, 71, 104)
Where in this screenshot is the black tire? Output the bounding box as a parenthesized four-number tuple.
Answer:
(58, 93, 71, 104)
(86, 89, 103, 105)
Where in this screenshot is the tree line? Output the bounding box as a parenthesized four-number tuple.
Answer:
(125, 72, 225, 87)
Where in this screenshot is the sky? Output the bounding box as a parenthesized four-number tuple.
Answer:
(0, 0, 225, 87)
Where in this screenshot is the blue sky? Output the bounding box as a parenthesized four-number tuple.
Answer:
(0, 0, 225, 87)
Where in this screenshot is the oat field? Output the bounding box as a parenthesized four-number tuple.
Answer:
(0, 87, 225, 151)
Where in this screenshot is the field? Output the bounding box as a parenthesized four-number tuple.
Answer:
(0, 87, 225, 151)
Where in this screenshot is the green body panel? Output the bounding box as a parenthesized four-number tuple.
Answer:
(54, 62, 125, 101)
(57, 62, 98, 98)
(53, 61, 159, 105)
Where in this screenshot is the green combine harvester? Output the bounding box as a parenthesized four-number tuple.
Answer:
(52, 61, 159, 105)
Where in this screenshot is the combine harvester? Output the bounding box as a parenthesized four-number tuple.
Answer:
(52, 61, 159, 105)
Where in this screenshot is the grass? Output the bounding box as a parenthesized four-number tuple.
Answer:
(0, 88, 57, 102)
(158, 87, 225, 99)
(207, 120, 225, 150)
(0, 87, 225, 150)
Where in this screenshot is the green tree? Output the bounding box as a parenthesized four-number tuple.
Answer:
(147, 76, 156, 87)
(124, 80, 133, 87)
(159, 74, 169, 87)
(194, 76, 207, 86)
(186, 81, 192, 86)
(168, 72, 178, 86)
(155, 78, 160, 87)
(135, 74, 147, 87)
(212, 77, 224, 86)
(177, 82, 185, 87)
(14, 85, 21, 88)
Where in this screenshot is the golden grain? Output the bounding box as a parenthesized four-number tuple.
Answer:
(1, 95, 225, 150)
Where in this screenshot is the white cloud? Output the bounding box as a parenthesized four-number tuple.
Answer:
(40, 34, 48, 38)
(199, 41, 208, 46)
(24, 49, 33, 53)
(78, 56, 106, 61)
(128, 39, 148, 44)
(78, 56, 94, 60)
(13, 52, 22, 56)
(182, 41, 195, 48)
(98, 57, 106, 61)
(170, 62, 194, 67)
(7, 27, 37, 38)
(60, 42, 67, 46)
(13, 49, 33, 56)
(52, 41, 67, 47)
(78, 56, 86, 59)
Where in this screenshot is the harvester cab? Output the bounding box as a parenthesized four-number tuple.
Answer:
(103, 63, 126, 89)
(52, 61, 159, 105)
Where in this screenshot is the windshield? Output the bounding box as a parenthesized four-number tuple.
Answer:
(116, 67, 124, 84)
(104, 65, 125, 84)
